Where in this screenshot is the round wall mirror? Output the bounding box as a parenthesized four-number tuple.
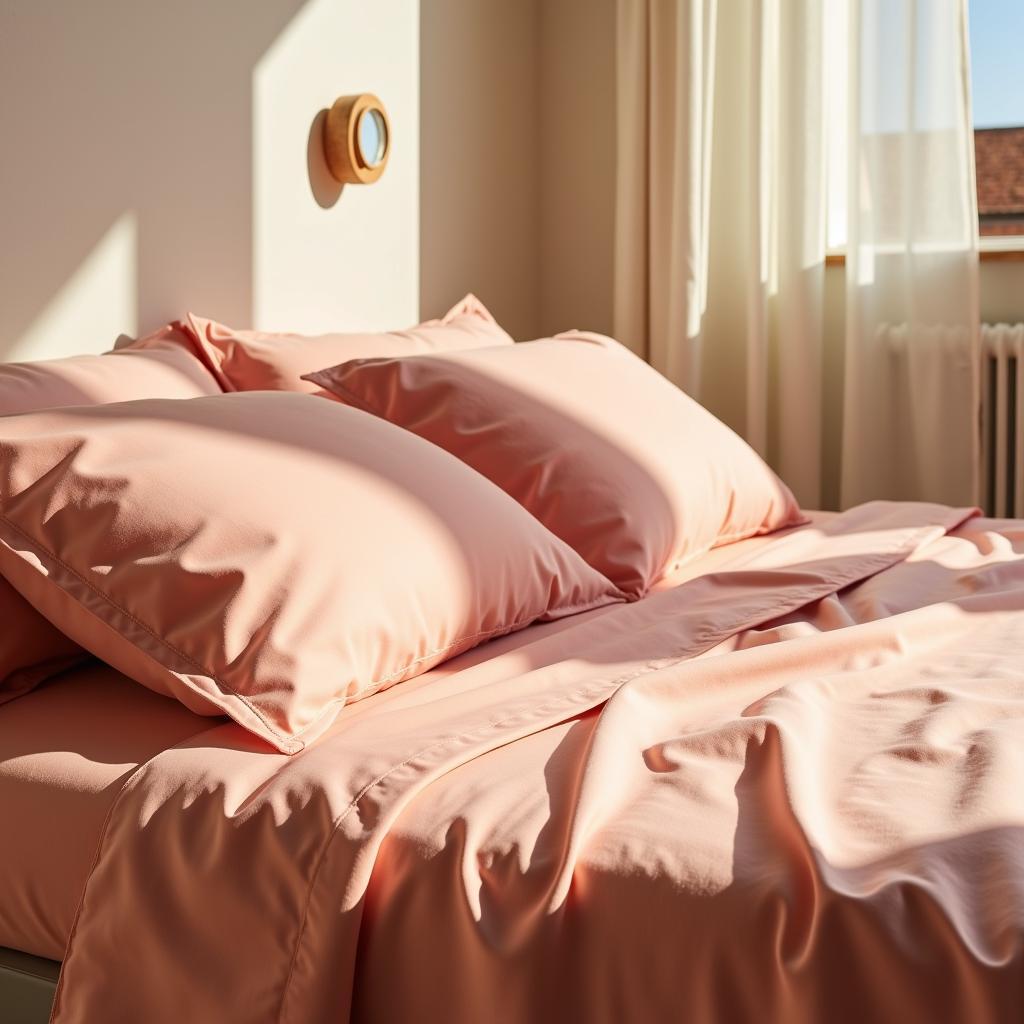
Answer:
(357, 108, 388, 169)
(323, 94, 391, 185)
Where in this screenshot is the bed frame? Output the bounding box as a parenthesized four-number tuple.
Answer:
(0, 946, 58, 1023)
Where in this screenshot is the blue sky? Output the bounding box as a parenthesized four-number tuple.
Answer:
(970, 0, 1024, 127)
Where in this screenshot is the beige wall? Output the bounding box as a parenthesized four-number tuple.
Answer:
(0, 0, 419, 363)
(420, 0, 617, 342)
(537, 0, 617, 339)
(419, 0, 541, 340)
(980, 262, 1024, 325)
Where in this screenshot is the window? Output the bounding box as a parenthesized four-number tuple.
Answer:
(825, 0, 1024, 254)
(970, 0, 1024, 238)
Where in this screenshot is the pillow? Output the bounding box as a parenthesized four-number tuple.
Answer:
(0, 325, 222, 702)
(306, 332, 805, 598)
(171, 294, 513, 394)
(0, 578, 84, 705)
(0, 325, 221, 418)
(0, 392, 621, 753)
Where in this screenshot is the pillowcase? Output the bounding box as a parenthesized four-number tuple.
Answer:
(170, 294, 514, 394)
(0, 578, 84, 706)
(306, 332, 805, 598)
(0, 392, 621, 753)
(0, 325, 221, 418)
(0, 325, 222, 702)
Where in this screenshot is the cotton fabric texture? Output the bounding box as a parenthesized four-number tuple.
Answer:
(0, 325, 223, 700)
(167, 294, 513, 394)
(307, 331, 805, 598)
(43, 503, 1024, 1024)
(0, 392, 622, 753)
(0, 326, 221, 417)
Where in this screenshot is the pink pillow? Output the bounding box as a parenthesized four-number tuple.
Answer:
(0, 326, 221, 418)
(307, 332, 806, 598)
(0, 325, 222, 702)
(0, 392, 621, 753)
(171, 295, 513, 394)
(0, 579, 84, 705)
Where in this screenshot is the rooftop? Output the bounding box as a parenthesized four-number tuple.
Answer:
(975, 126, 1024, 236)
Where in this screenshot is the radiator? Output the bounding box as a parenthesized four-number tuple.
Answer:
(982, 323, 1024, 518)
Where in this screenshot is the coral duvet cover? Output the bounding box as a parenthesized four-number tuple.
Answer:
(26, 502, 1024, 1022)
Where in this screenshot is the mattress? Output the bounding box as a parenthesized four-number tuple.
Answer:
(8, 506, 1024, 1024)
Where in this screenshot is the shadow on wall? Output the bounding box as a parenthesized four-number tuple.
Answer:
(0, 0, 311, 363)
(307, 110, 344, 210)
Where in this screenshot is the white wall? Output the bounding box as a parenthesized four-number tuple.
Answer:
(254, 0, 418, 334)
(0, 0, 419, 363)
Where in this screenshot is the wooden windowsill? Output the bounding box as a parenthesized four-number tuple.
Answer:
(825, 248, 1024, 266)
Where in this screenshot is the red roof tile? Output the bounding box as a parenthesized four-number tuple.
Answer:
(975, 127, 1024, 215)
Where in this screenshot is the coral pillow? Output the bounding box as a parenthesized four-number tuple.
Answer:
(0, 326, 221, 418)
(0, 579, 84, 705)
(172, 294, 513, 394)
(0, 325, 222, 702)
(0, 392, 621, 753)
(307, 332, 806, 598)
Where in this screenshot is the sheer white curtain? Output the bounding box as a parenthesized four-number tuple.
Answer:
(615, 0, 979, 510)
(616, 0, 828, 508)
(840, 0, 980, 507)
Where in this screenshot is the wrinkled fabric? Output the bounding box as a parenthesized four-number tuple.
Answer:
(176, 294, 513, 394)
(0, 326, 222, 700)
(45, 501, 1024, 1023)
(0, 393, 619, 754)
(0, 664, 209, 961)
(0, 525, 795, 963)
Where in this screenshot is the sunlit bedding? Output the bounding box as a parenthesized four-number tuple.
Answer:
(0, 522, 813, 965)
(5, 505, 1021, 1023)
(2, 301, 1023, 1023)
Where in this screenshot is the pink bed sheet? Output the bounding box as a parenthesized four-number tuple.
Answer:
(9, 504, 1024, 1024)
(0, 664, 212, 960)
(0, 521, 800, 963)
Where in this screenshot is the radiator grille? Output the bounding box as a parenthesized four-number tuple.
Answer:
(982, 323, 1024, 518)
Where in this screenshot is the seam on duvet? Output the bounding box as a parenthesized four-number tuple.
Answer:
(0, 512, 618, 751)
(273, 533, 944, 1023)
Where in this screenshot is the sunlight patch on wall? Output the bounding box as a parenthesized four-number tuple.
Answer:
(9, 212, 137, 362)
(252, 0, 419, 335)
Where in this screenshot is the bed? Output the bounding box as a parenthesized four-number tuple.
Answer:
(1, 302, 1023, 1023)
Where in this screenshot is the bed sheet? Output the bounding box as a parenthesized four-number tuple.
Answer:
(0, 520, 825, 964)
(45, 501, 1024, 1024)
(0, 664, 210, 960)
(9, 504, 1024, 1024)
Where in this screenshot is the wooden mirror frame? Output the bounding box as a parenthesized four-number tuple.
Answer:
(323, 94, 391, 185)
